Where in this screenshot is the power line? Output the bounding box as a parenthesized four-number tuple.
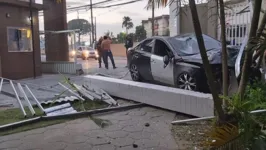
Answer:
(38, 0, 143, 16)
(94, 0, 143, 8)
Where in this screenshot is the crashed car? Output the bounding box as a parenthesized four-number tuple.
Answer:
(127, 33, 239, 93)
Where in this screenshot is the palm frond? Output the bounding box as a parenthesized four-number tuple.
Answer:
(202, 123, 240, 147)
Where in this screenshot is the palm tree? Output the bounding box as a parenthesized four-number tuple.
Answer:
(122, 16, 134, 34)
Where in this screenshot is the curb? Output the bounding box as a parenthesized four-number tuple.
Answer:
(0, 103, 146, 132)
(0, 117, 41, 132)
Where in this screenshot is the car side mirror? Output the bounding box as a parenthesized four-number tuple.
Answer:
(163, 55, 170, 68)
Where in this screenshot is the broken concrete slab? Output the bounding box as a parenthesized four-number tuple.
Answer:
(83, 75, 214, 117)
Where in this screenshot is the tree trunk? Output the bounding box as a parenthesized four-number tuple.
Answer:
(237, 0, 262, 99)
(219, 0, 229, 105)
(188, 0, 225, 121)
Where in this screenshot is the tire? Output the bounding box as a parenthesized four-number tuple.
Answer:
(95, 57, 98, 60)
(176, 72, 198, 91)
(130, 64, 141, 81)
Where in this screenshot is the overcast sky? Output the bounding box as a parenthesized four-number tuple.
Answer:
(36, 0, 169, 41)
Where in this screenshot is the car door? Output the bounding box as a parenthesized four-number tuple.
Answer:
(150, 39, 175, 85)
(134, 39, 154, 81)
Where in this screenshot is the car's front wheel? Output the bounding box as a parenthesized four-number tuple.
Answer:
(130, 64, 141, 81)
(176, 72, 198, 91)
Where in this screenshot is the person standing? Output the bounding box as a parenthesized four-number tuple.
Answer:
(101, 36, 116, 69)
(96, 37, 103, 68)
(124, 35, 133, 67)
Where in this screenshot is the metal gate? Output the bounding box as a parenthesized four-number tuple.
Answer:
(217, 1, 251, 46)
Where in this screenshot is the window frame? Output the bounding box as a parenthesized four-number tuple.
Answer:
(139, 39, 154, 53)
(7, 26, 33, 53)
(153, 39, 173, 57)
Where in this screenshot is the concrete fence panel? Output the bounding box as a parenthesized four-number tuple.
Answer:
(42, 61, 82, 74)
(83, 75, 214, 117)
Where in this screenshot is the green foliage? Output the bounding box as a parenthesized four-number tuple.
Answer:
(68, 19, 91, 44)
(68, 19, 91, 35)
(205, 82, 266, 149)
(135, 25, 147, 42)
(122, 16, 134, 33)
(116, 32, 127, 43)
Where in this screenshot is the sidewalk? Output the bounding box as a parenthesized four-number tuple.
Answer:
(0, 106, 179, 150)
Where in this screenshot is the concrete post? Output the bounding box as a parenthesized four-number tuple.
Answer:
(43, 0, 69, 61)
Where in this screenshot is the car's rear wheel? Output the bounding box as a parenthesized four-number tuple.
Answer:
(176, 73, 197, 91)
(130, 64, 141, 81)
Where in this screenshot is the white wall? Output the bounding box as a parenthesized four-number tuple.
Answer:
(143, 22, 152, 38)
(143, 17, 169, 37)
(169, 1, 180, 36)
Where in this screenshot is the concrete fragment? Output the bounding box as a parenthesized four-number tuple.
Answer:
(83, 75, 214, 117)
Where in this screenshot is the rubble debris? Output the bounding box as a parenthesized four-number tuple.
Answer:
(41, 96, 78, 105)
(18, 83, 36, 116)
(0, 75, 118, 118)
(82, 85, 118, 106)
(44, 103, 77, 116)
(58, 82, 85, 101)
(133, 144, 138, 148)
(73, 84, 94, 100)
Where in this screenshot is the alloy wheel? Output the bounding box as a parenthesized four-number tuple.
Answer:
(130, 64, 140, 81)
(178, 73, 197, 91)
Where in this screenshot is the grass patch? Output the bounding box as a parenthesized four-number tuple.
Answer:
(0, 119, 70, 136)
(0, 100, 108, 135)
(0, 107, 43, 126)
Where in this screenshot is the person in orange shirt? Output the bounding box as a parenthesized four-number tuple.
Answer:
(101, 36, 116, 69)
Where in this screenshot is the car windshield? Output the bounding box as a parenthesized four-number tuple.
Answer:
(168, 33, 221, 56)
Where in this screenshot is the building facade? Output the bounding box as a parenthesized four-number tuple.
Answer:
(169, 0, 265, 46)
(169, 1, 218, 38)
(0, 0, 43, 79)
(142, 15, 170, 38)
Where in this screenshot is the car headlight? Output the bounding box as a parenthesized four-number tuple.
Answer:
(71, 51, 76, 55)
(84, 50, 89, 55)
(95, 51, 98, 55)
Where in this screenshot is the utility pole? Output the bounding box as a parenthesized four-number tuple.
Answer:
(29, 0, 36, 78)
(94, 17, 97, 42)
(90, 0, 95, 45)
(151, 0, 155, 36)
(77, 10, 79, 19)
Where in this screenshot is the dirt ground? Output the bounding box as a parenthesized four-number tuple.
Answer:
(171, 115, 212, 150)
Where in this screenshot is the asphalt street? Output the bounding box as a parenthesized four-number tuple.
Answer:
(41, 55, 130, 79)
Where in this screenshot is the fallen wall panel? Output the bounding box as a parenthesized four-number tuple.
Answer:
(83, 75, 214, 117)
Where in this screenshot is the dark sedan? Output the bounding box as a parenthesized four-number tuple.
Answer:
(127, 33, 238, 93)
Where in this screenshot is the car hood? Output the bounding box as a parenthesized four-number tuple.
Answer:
(180, 48, 222, 65)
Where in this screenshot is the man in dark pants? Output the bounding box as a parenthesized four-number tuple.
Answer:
(96, 37, 103, 68)
(125, 36, 133, 67)
(101, 36, 116, 69)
